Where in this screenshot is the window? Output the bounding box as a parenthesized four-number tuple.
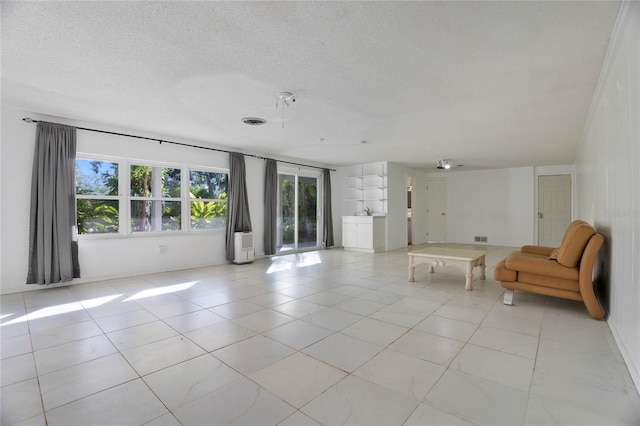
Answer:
(189, 170, 227, 230)
(75, 157, 228, 237)
(75, 159, 120, 234)
(130, 165, 181, 233)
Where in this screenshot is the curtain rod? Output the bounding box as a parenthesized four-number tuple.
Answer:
(22, 117, 335, 172)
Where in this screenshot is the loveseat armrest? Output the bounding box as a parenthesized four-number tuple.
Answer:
(520, 245, 556, 256)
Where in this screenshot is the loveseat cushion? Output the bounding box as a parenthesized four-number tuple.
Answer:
(505, 251, 579, 281)
(549, 222, 596, 268)
(517, 272, 579, 292)
(494, 259, 517, 282)
(521, 245, 555, 256)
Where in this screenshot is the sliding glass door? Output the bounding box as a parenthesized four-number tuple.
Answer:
(277, 170, 320, 253)
(297, 175, 318, 250)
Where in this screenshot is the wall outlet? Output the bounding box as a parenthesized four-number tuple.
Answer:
(474, 236, 488, 242)
(157, 245, 168, 254)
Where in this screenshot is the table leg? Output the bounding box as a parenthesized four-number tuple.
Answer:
(465, 261, 473, 291)
(408, 257, 415, 282)
(479, 256, 486, 280)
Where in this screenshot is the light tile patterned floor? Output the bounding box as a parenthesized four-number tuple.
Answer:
(1, 244, 639, 425)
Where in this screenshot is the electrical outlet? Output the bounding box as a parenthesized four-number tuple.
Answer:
(157, 245, 167, 254)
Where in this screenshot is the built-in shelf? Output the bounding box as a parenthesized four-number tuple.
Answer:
(344, 164, 387, 215)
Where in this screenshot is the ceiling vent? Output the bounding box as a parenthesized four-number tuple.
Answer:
(241, 117, 267, 126)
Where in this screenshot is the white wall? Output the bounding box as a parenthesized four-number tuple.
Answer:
(331, 168, 344, 247)
(342, 163, 535, 249)
(444, 167, 535, 247)
(408, 168, 428, 245)
(386, 162, 408, 250)
(329, 168, 343, 249)
(0, 108, 337, 294)
(575, 2, 640, 392)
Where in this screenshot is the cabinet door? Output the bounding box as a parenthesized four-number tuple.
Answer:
(343, 223, 358, 247)
(357, 222, 373, 249)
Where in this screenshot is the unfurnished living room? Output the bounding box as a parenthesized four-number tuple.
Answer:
(1, 2, 639, 425)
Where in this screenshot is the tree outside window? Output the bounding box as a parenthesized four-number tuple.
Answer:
(130, 165, 181, 233)
(75, 159, 119, 234)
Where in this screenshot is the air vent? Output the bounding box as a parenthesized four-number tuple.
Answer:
(474, 236, 488, 242)
(241, 117, 267, 126)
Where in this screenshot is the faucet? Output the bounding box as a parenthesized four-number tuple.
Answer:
(363, 207, 371, 216)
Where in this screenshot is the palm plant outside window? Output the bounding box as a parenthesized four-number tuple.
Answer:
(189, 170, 227, 230)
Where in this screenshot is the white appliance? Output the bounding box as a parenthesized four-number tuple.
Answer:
(233, 232, 254, 264)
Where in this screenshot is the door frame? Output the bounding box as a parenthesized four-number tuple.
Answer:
(407, 176, 413, 246)
(426, 178, 447, 243)
(276, 165, 323, 254)
(534, 166, 576, 245)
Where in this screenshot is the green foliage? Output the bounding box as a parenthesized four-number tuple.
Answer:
(282, 220, 295, 244)
(190, 170, 227, 199)
(190, 191, 227, 229)
(76, 161, 230, 234)
(129, 165, 182, 232)
(130, 165, 152, 197)
(77, 199, 119, 234)
(278, 177, 318, 245)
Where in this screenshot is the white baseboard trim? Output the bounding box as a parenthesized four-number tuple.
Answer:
(607, 318, 640, 416)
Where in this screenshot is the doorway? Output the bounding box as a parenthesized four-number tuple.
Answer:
(538, 174, 571, 247)
(426, 179, 446, 243)
(277, 171, 320, 253)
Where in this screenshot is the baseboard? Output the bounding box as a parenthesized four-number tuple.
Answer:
(607, 318, 640, 416)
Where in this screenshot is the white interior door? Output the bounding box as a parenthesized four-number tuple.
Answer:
(538, 175, 571, 247)
(426, 180, 446, 243)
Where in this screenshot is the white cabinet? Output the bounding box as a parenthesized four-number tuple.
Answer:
(342, 216, 385, 253)
(343, 216, 359, 248)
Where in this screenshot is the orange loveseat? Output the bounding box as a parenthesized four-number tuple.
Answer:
(494, 220, 605, 319)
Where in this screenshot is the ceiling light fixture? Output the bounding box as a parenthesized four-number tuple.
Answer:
(275, 91, 296, 128)
(437, 159, 452, 170)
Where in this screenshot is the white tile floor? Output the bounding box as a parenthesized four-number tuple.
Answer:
(1, 244, 639, 425)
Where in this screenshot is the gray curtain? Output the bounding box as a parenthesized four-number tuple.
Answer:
(323, 169, 334, 248)
(225, 152, 253, 261)
(263, 159, 277, 255)
(27, 122, 80, 284)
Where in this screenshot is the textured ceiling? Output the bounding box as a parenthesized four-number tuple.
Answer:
(1, 1, 620, 170)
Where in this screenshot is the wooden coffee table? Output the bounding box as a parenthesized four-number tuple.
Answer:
(408, 247, 486, 290)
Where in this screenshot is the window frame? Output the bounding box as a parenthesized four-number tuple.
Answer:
(75, 155, 124, 238)
(129, 163, 183, 234)
(75, 155, 229, 239)
(188, 168, 228, 233)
